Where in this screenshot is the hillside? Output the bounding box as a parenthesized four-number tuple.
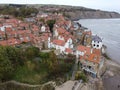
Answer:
(32, 4, 120, 20)
(0, 4, 120, 20)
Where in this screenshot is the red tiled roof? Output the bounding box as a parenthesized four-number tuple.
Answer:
(19, 23, 29, 27)
(65, 48, 73, 53)
(6, 19, 19, 24)
(17, 30, 31, 35)
(6, 30, 17, 35)
(82, 53, 100, 64)
(20, 37, 30, 43)
(92, 48, 101, 56)
(80, 48, 101, 64)
(0, 24, 3, 27)
(56, 27, 66, 34)
(52, 39, 65, 46)
(3, 23, 12, 26)
(0, 30, 5, 35)
(77, 45, 91, 54)
(0, 39, 21, 46)
(5, 27, 12, 32)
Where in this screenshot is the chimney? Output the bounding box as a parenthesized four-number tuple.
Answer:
(91, 48, 93, 54)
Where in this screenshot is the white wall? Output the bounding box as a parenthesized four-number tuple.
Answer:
(58, 36, 64, 41)
(76, 50, 85, 58)
(92, 41, 102, 49)
(41, 26, 46, 32)
(54, 29, 58, 37)
(65, 38, 73, 48)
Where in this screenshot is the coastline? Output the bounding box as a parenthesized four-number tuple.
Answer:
(55, 57, 120, 90)
(79, 19, 120, 65)
(102, 58, 120, 90)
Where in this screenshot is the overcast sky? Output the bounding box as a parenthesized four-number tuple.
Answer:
(0, 0, 120, 13)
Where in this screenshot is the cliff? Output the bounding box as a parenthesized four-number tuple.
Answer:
(1, 4, 120, 20)
(34, 5, 120, 20)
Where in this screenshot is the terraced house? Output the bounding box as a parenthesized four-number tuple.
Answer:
(78, 46, 104, 78)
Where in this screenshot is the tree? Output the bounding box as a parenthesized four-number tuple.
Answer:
(0, 46, 13, 81)
(39, 18, 45, 23)
(75, 72, 87, 82)
(46, 20, 56, 33)
(5, 46, 24, 67)
(39, 52, 49, 59)
(25, 46, 39, 59)
(46, 51, 59, 74)
(0, 6, 38, 19)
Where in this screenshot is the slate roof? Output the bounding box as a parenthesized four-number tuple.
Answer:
(92, 35, 102, 42)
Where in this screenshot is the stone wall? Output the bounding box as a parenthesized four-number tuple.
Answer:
(0, 80, 55, 90)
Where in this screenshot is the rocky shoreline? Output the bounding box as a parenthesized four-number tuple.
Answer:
(80, 58, 120, 90)
(55, 57, 120, 90)
(102, 59, 120, 90)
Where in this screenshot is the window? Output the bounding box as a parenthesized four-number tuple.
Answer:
(97, 45, 99, 47)
(94, 56, 97, 60)
(93, 44, 95, 46)
(88, 66, 91, 69)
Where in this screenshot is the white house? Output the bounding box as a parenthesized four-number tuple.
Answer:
(48, 37, 73, 54)
(41, 25, 46, 32)
(64, 38, 73, 49)
(58, 35, 64, 41)
(53, 27, 67, 37)
(65, 48, 73, 54)
(92, 35, 103, 49)
(48, 38, 65, 53)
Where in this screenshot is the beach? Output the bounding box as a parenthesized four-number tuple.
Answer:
(102, 59, 120, 90)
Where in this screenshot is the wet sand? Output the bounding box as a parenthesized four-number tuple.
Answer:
(103, 76, 120, 90)
(55, 59, 120, 90)
(102, 60, 120, 90)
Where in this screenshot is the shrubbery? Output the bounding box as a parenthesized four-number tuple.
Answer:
(0, 6, 38, 19)
(75, 72, 87, 82)
(0, 46, 75, 84)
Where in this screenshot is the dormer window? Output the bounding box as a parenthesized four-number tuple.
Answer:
(85, 55, 89, 58)
(26, 37, 29, 40)
(15, 41, 18, 44)
(94, 56, 97, 60)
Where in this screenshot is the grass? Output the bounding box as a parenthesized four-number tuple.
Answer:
(12, 53, 75, 85)
(12, 61, 74, 85)
(13, 63, 49, 84)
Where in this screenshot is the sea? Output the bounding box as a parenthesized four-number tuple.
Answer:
(79, 19, 120, 64)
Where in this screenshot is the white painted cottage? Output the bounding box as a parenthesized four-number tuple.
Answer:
(92, 35, 103, 49)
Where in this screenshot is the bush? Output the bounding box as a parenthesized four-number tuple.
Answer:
(75, 72, 87, 82)
(46, 20, 56, 33)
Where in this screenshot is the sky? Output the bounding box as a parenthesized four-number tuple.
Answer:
(0, 0, 120, 13)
